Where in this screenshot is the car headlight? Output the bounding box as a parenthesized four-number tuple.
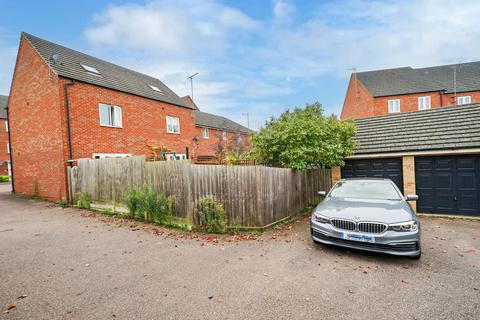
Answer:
(312, 212, 330, 224)
(388, 220, 418, 232)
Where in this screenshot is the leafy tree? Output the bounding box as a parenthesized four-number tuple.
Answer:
(251, 102, 356, 169)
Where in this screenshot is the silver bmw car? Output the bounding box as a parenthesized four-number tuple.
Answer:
(311, 178, 421, 259)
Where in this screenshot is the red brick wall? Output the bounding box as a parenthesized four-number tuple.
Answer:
(66, 81, 197, 160)
(9, 36, 68, 200)
(341, 74, 375, 119)
(342, 72, 480, 119)
(0, 119, 9, 176)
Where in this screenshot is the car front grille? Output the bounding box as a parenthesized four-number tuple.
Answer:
(358, 222, 387, 234)
(329, 219, 387, 234)
(311, 229, 418, 252)
(331, 219, 356, 231)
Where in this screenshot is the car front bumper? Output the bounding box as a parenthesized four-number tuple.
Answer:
(310, 219, 421, 257)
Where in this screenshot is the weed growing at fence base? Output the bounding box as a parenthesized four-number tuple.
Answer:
(0, 175, 9, 183)
(121, 187, 177, 226)
(124, 188, 142, 219)
(197, 196, 226, 234)
(76, 192, 91, 209)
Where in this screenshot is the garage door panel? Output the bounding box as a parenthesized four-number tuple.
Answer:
(342, 158, 403, 193)
(436, 173, 453, 189)
(457, 173, 475, 189)
(457, 158, 475, 170)
(415, 156, 480, 216)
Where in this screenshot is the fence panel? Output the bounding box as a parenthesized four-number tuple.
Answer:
(70, 156, 332, 227)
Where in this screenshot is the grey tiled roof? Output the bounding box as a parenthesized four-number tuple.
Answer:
(195, 111, 250, 134)
(0, 95, 7, 119)
(353, 104, 480, 155)
(23, 33, 191, 109)
(356, 61, 480, 97)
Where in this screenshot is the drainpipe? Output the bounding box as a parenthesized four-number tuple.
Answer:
(64, 79, 75, 161)
(5, 102, 14, 192)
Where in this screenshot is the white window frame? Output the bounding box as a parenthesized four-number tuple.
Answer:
(80, 63, 101, 76)
(148, 84, 164, 94)
(418, 96, 431, 111)
(99, 104, 122, 128)
(222, 131, 227, 140)
(202, 128, 209, 139)
(7, 143, 10, 154)
(166, 116, 180, 134)
(457, 96, 471, 105)
(388, 99, 400, 113)
(5, 121, 8, 132)
(92, 153, 132, 159)
(236, 134, 242, 143)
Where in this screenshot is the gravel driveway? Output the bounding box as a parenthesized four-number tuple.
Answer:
(0, 184, 479, 320)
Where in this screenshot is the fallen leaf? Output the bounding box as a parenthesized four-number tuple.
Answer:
(208, 296, 214, 300)
(16, 295, 27, 300)
(263, 273, 268, 277)
(464, 249, 476, 254)
(6, 304, 16, 310)
(401, 279, 409, 285)
(348, 289, 354, 294)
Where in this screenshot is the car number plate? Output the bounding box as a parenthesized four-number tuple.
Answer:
(340, 232, 375, 243)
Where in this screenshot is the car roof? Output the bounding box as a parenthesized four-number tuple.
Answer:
(340, 177, 394, 183)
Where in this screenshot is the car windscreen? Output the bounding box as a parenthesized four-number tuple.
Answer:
(329, 180, 402, 200)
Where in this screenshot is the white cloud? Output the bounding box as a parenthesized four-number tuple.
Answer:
(83, 0, 480, 128)
(85, 0, 260, 56)
(266, 0, 480, 78)
(273, 0, 296, 22)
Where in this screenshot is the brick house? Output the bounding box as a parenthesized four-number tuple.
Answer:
(181, 95, 251, 158)
(8, 33, 248, 201)
(341, 62, 480, 119)
(0, 95, 10, 177)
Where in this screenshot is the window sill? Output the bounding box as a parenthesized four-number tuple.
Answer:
(167, 131, 181, 135)
(100, 124, 123, 129)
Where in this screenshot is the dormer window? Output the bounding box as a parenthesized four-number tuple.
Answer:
(149, 84, 164, 94)
(80, 63, 101, 76)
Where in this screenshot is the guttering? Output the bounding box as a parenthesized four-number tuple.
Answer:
(64, 79, 75, 161)
(5, 104, 14, 192)
(347, 148, 480, 159)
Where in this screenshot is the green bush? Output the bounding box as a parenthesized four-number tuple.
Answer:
(0, 175, 9, 183)
(197, 196, 226, 233)
(124, 188, 143, 219)
(76, 192, 91, 209)
(141, 186, 158, 222)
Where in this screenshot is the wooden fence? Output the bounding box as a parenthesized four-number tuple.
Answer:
(68, 156, 332, 227)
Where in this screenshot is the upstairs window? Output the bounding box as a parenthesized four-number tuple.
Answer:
(388, 99, 400, 113)
(222, 130, 227, 140)
(202, 128, 209, 139)
(149, 84, 164, 94)
(418, 96, 431, 110)
(166, 116, 180, 133)
(457, 96, 471, 105)
(80, 63, 101, 76)
(99, 104, 122, 128)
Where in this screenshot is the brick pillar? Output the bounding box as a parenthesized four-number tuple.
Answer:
(402, 156, 417, 212)
(331, 166, 341, 185)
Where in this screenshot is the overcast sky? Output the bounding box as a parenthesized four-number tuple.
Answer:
(1, 0, 480, 129)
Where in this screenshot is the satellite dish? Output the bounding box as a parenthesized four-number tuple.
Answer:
(49, 54, 59, 65)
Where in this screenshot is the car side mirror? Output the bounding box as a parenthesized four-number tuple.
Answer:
(318, 191, 327, 197)
(406, 194, 418, 201)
